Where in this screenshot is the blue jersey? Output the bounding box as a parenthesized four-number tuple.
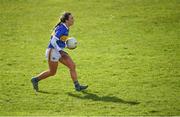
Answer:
(48, 23, 69, 51)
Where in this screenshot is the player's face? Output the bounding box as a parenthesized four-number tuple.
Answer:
(67, 15, 74, 26)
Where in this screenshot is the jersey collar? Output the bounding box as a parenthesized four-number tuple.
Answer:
(62, 23, 69, 30)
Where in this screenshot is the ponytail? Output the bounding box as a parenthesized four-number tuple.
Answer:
(54, 21, 61, 29)
(53, 12, 71, 29)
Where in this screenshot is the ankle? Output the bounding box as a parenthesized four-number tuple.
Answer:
(74, 80, 80, 87)
(35, 77, 40, 82)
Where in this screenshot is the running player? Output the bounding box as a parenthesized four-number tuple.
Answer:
(31, 12, 88, 92)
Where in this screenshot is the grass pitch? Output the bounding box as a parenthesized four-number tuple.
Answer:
(0, 0, 180, 116)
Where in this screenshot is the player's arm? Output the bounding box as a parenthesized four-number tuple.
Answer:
(60, 35, 68, 42)
(54, 27, 69, 42)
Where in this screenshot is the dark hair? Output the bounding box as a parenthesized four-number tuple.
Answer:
(54, 12, 71, 28)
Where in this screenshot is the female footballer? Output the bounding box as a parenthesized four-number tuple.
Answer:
(31, 12, 88, 92)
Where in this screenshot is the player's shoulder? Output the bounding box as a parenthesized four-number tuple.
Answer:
(54, 23, 69, 37)
(57, 23, 68, 31)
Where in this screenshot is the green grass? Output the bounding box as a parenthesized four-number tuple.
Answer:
(0, 0, 180, 116)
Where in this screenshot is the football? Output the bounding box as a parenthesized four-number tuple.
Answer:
(66, 37, 77, 49)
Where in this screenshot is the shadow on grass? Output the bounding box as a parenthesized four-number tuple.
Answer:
(37, 90, 59, 95)
(67, 91, 140, 105)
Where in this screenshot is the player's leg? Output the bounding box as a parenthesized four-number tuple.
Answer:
(36, 60, 58, 80)
(31, 49, 59, 91)
(59, 51, 88, 91)
(59, 51, 77, 81)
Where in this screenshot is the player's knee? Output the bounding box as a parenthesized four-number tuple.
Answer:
(69, 62, 76, 70)
(49, 70, 56, 76)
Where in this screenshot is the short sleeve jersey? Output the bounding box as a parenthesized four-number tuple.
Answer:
(48, 23, 69, 51)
